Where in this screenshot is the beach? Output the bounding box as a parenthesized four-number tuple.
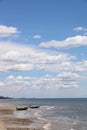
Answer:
(0, 98, 87, 130)
(0, 105, 42, 130)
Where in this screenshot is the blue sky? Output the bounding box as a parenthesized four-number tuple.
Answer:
(0, 0, 87, 98)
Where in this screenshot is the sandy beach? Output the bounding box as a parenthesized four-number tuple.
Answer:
(0, 106, 42, 130)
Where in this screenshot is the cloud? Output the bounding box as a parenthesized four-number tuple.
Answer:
(74, 60, 87, 72)
(0, 41, 87, 74)
(73, 27, 87, 32)
(0, 25, 19, 37)
(39, 35, 87, 49)
(73, 26, 87, 36)
(0, 41, 75, 72)
(0, 73, 79, 90)
(0, 41, 87, 91)
(33, 35, 41, 39)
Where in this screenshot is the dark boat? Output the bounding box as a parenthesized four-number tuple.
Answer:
(29, 105, 40, 109)
(16, 107, 28, 111)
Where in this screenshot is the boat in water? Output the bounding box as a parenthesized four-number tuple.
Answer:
(29, 105, 40, 109)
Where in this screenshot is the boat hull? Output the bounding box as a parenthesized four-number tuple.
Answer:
(16, 107, 28, 110)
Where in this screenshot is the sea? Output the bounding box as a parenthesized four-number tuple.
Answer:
(0, 98, 87, 130)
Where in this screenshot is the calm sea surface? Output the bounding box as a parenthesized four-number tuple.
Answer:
(0, 98, 87, 130)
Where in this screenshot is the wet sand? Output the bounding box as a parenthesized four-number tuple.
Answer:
(0, 106, 42, 130)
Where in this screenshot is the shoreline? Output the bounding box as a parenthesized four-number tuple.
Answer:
(0, 105, 44, 130)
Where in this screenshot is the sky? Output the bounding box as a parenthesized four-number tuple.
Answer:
(0, 0, 87, 98)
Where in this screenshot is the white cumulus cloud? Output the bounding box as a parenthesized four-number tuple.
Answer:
(33, 35, 41, 39)
(0, 73, 80, 90)
(0, 41, 87, 74)
(73, 27, 87, 32)
(39, 35, 87, 49)
(0, 41, 75, 72)
(0, 25, 19, 37)
(0, 41, 87, 91)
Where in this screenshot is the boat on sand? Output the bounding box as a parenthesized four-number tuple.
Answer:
(16, 107, 28, 111)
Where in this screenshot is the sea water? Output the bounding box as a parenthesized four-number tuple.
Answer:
(0, 98, 87, 130)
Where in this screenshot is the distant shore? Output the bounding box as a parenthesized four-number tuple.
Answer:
(0, 96, 13, 99)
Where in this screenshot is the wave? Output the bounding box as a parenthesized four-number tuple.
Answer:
(46, 106, 55, 110)
(43, 122, 51, 130)
(33, 107, 52, 130)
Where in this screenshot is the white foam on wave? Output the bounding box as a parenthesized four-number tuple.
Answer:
(70, 129, 75, 130)
(32, 106, 53, 129)
(43, 122, 51, 130)
(46, 106, 55, 110)
(73, 122, 76, 125)
(70, 121, 77, 130)
(34, 110, 48, 121)
(32, 110, 51, 130)
(34, 111, 40, 117)
(34, 110, 51, 129)
(38, 116, 48, 122)
(13, 111, 27, 118)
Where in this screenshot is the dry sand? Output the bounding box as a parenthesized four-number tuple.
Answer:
(0, 106, 42, 130)
(0, 121, 7, 130)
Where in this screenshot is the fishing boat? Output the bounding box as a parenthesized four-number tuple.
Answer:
(29, 105, 40, 109)
(16, 107, 28, 110)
